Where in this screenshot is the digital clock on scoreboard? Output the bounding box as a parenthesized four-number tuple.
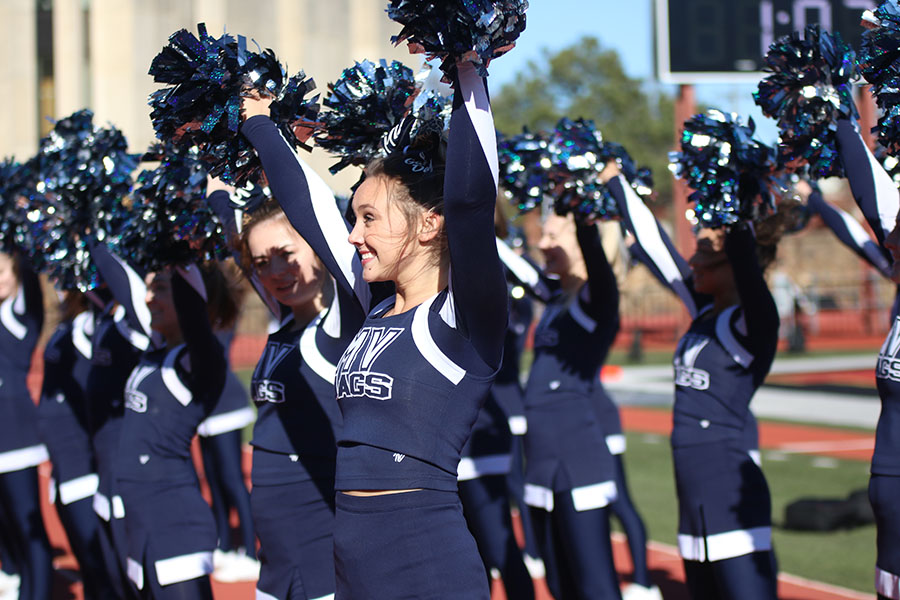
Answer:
(655, 0, 875, 83)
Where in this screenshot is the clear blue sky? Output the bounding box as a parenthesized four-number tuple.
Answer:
(488, 0, 778, 143)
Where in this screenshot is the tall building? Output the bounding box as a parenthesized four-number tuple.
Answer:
(5, 0, 412, 193)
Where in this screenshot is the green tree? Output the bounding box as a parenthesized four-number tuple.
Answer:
(493, 36, 676, 204)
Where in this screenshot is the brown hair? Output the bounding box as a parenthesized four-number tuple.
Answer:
(754, 195, 806, 272)
(199, 262, 240, 330)
(363, 148, 448, 263)
(237, 199, 291, 272)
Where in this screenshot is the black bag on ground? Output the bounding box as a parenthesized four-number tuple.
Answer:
(783, 488, 874, 531)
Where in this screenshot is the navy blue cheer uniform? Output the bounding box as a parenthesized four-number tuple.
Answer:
(835, 118, 900, 600)
(39, 310, 118, 599)
(506, 222, 621, 600)
(247, 63, 506, 599)
(0, 260, 53, 600)
(209, 159, 364, 599)
(93, 248, 224, 598)
(235, 113, 371, 598)
(197, 329, 256, 557)
(613, 175, 779, 599)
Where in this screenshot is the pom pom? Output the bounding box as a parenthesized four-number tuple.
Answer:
(754, 25, 857, 178)
(387, 0, 528, 77)
(110, 143, 228, 272)
(498, 129, 552, 213)
(546, 118, 618, 221)
(860, 1, 900, 154)
(149, 24, 320, 187)
(670, 109, 776, 229)
(20, 109, 138, 290)
(0, 160, 29, 254)
(316, 59, 418, 174)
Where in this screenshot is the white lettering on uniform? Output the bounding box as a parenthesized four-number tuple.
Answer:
(336, 327, 404, 401)
(674, 334, 711, 391)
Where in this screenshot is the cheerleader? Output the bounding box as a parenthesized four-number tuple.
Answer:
(611, 167, 781, 599)
(0, 251, 52, 600)
(92, 245, 231, 599)
(206, 170, 366, 600)
(38, 290, 118, 599)
(833, 117, 900, 600)
(242, 59, 506, 598)
(498, 206, 620, 599)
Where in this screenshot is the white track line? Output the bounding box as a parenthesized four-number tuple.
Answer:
(776, 439, 875, 454)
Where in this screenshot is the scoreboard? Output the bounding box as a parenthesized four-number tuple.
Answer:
(656, 0, 876, 83)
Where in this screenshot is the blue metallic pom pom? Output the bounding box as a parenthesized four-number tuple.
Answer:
(316, 59, 418, 174)
(387, 0, 528, 77)
(754, 24, 857, 179)
(0, 160, 30, 254)
(498, 128, 552, 213)
(149, 24, 320, 187)
(670, 109, 777, 229)
(110, 143, 228, 272)
(860, 1, 900, 155)
(546, 117, 619, 222)
(21, 110, 138, 290)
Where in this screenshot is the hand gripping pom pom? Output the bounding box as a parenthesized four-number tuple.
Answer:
(754, 24, 857, 178)
(598, 141, 654, 202)
(110, 143, 228, 273)
(316, 59, 418, 174)
(860, 1, 900, 155)
(546, 118, 619, 222)
(670, 109, 777, 229)
(149, 24, 320, 187)
(498, 128, 552, 214)
(387, 0, 528, 77)
(22, 110, 139, 290)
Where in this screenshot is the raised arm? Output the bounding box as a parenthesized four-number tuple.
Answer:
(807, 185, 893, 278)
(89, 242, 152, 339)
(608, 175, 705, 317)
(444, 64, 508, 368)
(575, 222, 619, 321)
(206, 188, 284, 318)
(240, 114, 371, 313)
(172, 266, 226, 403)
(835, 119, 900, 246)
(724, 224, 779, 374)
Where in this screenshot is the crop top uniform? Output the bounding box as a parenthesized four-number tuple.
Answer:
(242, 63, 507, 493)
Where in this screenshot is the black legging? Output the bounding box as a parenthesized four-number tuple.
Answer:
(506, 434, 541, 560)
(682, 551, 778, 600)
(459, 474, 534, 600)
(531, 494, 621, 600)
(0, 467, 53, 600)
(199, 430, 255, 557)
(608, 453, 651, 587)
(56, 495, 120, 599)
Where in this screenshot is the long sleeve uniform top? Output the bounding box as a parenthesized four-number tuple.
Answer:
(611, 175, 779, 448)
(244, 63, 507, 492)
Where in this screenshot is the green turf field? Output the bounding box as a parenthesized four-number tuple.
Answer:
(620, 431, 876, 593)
